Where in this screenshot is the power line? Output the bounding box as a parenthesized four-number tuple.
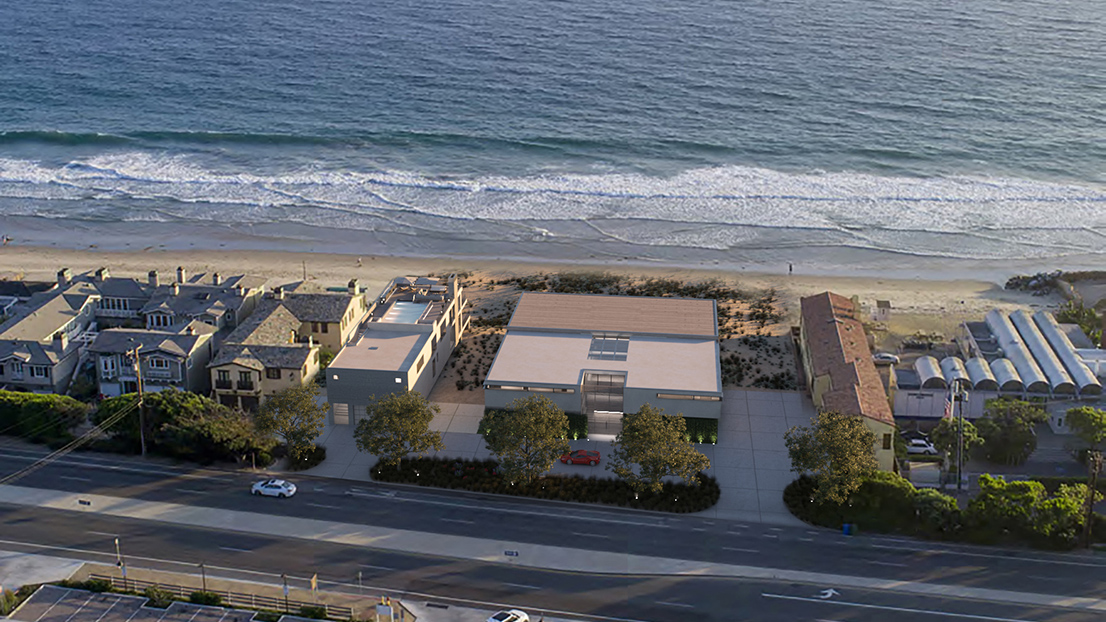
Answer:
(0, 399, 139, 487)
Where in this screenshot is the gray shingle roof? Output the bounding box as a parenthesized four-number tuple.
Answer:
(277, 293, 358, 323)
(209, 343, 314, 370)
(89, 327, 209, 358)
(0, 341, 59, 365)
(223, 300, 300, 345)
(90, 277, 150, 300)
(0, 282, 98, 341)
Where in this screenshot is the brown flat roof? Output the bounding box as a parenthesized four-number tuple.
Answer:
(801, 291, 893, 424)
(508, 293, 717, 337)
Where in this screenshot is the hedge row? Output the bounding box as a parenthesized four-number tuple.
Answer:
(684, 417, 718, 444)
(0, 390, 90, 445)
(785, 473, 1106, 549)
(287, 445, 327, 471)
(372, 456, 720, 513)
(1030, 475, 1106, 495)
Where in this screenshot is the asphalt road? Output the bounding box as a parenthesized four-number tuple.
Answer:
(1, 446, 1105, 622)
(0, 507, 1099, 622)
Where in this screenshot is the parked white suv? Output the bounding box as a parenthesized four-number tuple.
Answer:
(906, 439, 938, 456)
(872, 352, 900, 365)
(487, 611, 529, 622)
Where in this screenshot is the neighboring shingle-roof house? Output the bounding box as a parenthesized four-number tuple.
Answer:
(89, 322, 216, 398)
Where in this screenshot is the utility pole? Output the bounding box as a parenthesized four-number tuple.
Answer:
(127, 340, 147, 457)
(199, 561, 207, 593)
(956, 378, 967, 494)
(1083, 450, 1102, 549)
(281, 573, 289, 613)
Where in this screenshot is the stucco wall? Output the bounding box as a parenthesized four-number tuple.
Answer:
(624, 387, 722, 419)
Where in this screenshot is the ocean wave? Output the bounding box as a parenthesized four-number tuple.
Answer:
(0, 152, 1104, 260)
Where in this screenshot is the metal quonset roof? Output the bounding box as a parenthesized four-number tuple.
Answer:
(1033, 311, 1103, 395)
(989, 358, 1024, 392)
(940, 356, 969, 386)
(985, 309, 1050, 393)
(1010, 310, 1075, 394)
(914, 355, 946, 389)
(965, 357, 1000, 391)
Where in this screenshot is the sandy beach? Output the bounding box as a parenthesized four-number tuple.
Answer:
(0, 244, 1063, 325)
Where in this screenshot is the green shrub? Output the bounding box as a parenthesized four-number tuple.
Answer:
(189, 591, 223, 606)
(1, 589, 18, 616)
(288, 444, 327, 471)
(684, 417, 718, 444)
(566, 414, 588, 440)
(298, 606, 328, 619)
(0, 391, 89, 444)
(254, 612, 282, 622)
(143, 586, 174, 608)
(1030, 475, 1106, 495)
(58, 578, 113, 592)
(372, 456, 720, 513)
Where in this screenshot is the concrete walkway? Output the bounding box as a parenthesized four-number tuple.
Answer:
(1, 485, 1103, 614)
(0, 549, 83, 591)
(298, 389, 813, 526)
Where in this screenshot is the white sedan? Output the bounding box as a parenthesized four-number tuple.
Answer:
(487, 611, 529, 622)
(906, 439, 938, 456)
(251, 479, 297, 498)
(872, 352, 900, 365)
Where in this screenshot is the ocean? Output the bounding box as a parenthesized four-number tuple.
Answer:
(1, 0, 1103, 276)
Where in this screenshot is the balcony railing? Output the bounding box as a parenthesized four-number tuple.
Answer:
(236, 380, 256, 391)
(215, 379, 233, 390)
(145, 368, 176, 379)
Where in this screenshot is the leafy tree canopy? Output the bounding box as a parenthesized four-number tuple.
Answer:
(355, 391, 444, 468)
(930, 418, 984, 467)
(607, 404, 710, 493)
(965, 474, 1100, 547)
(255, 383, 328, 461)
(784, 410, 878, 504)
(1065, 406, 1106, 450)
(976, 398, 1047, 465)
(482, 395, 570, 484)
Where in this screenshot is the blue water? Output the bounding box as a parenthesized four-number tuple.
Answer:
(1, 0, 1104, 266)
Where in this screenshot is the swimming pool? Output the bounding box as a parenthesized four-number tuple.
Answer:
(383, 301, 428, 324)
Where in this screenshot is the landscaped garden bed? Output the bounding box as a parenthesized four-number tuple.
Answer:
(372, 456, 720, 513)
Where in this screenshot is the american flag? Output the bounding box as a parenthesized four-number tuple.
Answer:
(943, 387, 954, 419)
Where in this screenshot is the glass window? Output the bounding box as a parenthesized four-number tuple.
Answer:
(266, 368, 281, 380)
(31, 366, 49, 378)
(239, 371, 252, 383)
(217, 370, 230, 381)
(321, 323, 328, 333)
(149, 358, 170, 369)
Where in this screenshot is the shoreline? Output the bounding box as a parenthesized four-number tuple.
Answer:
(0, 215, 1102, 286)
(0, 244, 1064, 321)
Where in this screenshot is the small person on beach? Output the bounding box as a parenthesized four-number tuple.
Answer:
(788, 262, 793, 275)
(356, 257, 363, 267)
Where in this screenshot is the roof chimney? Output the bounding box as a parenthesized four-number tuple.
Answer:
(212, 272, 222, 286)
(95, 267, 110, 281)
(148, 270, 159, 288)
(348, 278, 360, 296)
(171, 282, 180, 296)
(235, 283, 246, 297)
(57, 268, 71, 288)
(290, 329, 296, 344)
(185, 325, 195, 336)
(274, 286, 284, 300)
(176, 266, 186, 284)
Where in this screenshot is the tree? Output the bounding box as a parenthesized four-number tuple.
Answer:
(482, 395, 570, 485)
(354, 391, 444, 468)
(255, 384, 328, 462)
(975, 398, 1047, 465)
(784, 411, 878, 504)
(964, 474, 1098, 548)
(1066, 406, 1106, 452)
(607, 404, 710, 493)
(930, 418, 984, 469)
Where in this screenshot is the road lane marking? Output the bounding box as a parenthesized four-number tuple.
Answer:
(60, 476, 91, 482)
(761, 593, 1031, 621)
(870, 561, 907, 568)
(762, 534, 778, 538)
(504, 583, 540, 590)
(691, 527, 706, 532)
(360, 564, 395, 571)
(655, 601, 694, 608)
(308, 503, 342, 510)
(219, 546, 252, 553)
(799, 537, 814, 542)
(867, 543, 1106, 568)
(768, 527, 783, 531)
(722, 547, 759, 553)
(175, 489, 209, 494)
(572, 532, 610, 539)
(87, 531, 117, 537)
(439, 518, 474, 524)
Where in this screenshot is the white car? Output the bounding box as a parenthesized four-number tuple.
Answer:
(251, 479, 297, 498)
(906, 439, 938, 456)
(487, 611, 529, 622)
(872, 352, 900, 365)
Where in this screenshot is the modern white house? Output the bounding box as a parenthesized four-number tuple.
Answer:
(326, 275, 467, 427)
(483, 292, 722, 434)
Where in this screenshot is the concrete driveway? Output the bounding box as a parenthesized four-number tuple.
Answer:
(296, 390, 815, 526)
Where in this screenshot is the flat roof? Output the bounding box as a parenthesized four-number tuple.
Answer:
(508, 292, 717, 337)
(329, 326, 429, 372)
(486, 330, 721, 393)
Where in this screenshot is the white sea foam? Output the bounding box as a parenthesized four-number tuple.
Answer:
(0, 153, 1103, 259)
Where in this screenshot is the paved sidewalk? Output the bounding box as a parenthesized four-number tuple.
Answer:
(294, 389, 813, 526)
(0, 549, 83, 591)
(1, 485, 1103, 615)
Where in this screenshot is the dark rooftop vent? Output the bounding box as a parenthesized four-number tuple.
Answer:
(193, 292, 210, 300)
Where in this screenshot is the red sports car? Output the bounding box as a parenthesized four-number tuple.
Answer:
(560, 449, 601, 465)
